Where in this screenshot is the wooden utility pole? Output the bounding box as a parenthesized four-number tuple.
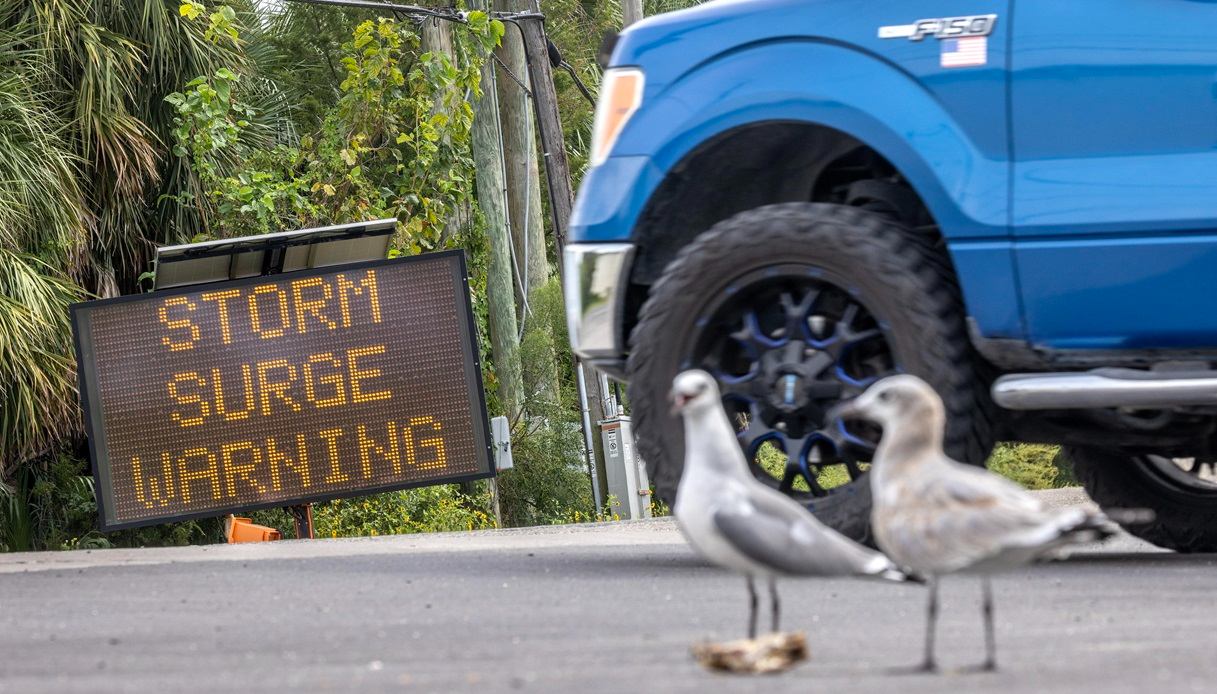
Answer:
(494, 0, 560, 406)
(518, 14, 574, 251)
(470, 0, 522, 524)
(420, 16, 454, 61)
(493, 0, 549, 312)
(471, 8, 523, 420)
(621, 0, 644, 27)
(518, 8, 610, 507)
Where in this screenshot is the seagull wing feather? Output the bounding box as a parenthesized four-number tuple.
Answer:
(883, 456, 1090, 572)
(713, 486, 898, 578)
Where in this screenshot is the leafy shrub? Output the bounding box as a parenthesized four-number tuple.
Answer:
(311, 485, 496, 537)
(747, 439, 1078, 498)
(986, 443, 1077, 490)
(498, 420, 594, 527)
(0, 453, 106, 552)
(0, 451, 230, 551)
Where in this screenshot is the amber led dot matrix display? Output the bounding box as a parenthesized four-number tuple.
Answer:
(72, 251, 493, 530)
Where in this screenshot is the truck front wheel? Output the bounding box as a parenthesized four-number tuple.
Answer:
(1068, 447, 1217, 552)
(626, 203, 993, 543)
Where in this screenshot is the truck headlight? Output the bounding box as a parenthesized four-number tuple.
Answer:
(590, 68, 645, 167)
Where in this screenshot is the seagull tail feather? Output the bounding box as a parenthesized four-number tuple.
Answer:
(861, 555, 924, 584)
(1100, 507, 1156, 527)
(879, 567, 926, 585)
(1058, 510, 1123, 545)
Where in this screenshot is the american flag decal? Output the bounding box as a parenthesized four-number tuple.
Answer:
(941, 36, 987, 68)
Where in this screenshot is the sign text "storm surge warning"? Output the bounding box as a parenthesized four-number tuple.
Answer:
(72, 252, 492, 530)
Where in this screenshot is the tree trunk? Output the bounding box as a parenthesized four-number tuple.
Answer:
(470, 2, 522, 523)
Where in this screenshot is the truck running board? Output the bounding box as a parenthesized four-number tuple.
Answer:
(992, 368, 1217, 410)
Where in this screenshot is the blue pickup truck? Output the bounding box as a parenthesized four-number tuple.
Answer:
(563, 0, 1217, 551)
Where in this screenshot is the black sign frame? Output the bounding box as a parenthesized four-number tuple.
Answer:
(72, 250, 494, 531)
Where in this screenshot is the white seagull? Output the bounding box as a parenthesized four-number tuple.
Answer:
(670, 370, 915, 639)
(834, 374, 1127, 672)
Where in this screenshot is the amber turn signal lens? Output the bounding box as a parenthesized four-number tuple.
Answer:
(590, 68, 645, 167)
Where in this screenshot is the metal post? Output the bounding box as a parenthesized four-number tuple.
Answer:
(289, 504, 314, 539)
(599, 371, 619, 417)
(576, 365, 604, 510)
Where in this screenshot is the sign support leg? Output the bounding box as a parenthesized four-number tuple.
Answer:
(289, 504, 315, 539)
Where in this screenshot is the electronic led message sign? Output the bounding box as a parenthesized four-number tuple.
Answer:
(72, 251, 492, 530)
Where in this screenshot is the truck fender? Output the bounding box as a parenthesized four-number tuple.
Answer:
(616, 39, 1009, 240)
(608, 40, 1021, 337)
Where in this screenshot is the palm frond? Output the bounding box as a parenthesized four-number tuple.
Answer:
(0, 249, 81, 475)
(0, 25, 89, 268)
(0, 1, 285, 478)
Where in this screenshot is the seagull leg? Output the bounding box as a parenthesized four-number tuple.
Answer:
(768, 577, 780, 633)
(978, 576, 998, 672)
(746, 575, 759, 639)
(920, 576, 940, 672)
(958, 576, 999, 674)
(888, 576, 940, 675)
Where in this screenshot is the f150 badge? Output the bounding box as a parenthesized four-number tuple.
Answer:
(879, 15, 996, 68)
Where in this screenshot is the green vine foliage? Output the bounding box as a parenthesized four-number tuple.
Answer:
(167, 9, 505, 254)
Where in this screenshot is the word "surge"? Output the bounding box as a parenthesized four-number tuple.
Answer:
(166, 345, 391, 426)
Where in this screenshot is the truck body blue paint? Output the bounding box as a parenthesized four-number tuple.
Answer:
(571, 0, 1217, 351)
(1009, 1, 1217, 347)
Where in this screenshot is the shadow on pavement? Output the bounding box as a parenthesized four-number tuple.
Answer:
(1051, 551, 1217, 565)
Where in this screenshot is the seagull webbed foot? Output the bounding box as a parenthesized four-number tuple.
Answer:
(958, 659, 998, 674)
(887, 660, 939, 676)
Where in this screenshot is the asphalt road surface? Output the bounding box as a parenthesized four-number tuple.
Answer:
(2, 489, 1215, 694)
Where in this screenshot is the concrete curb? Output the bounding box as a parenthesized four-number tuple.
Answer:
(0, 488, 1142, 574)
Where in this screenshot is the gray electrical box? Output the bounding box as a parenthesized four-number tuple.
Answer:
(491, 415, 512, 471)
(600, 416, 651, 520)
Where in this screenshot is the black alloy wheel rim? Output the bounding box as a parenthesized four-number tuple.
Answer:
(1141, 455, 1217, 495)
(686, 265, 898, 501)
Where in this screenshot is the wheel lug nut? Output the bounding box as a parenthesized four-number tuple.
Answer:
(808, 315, 827, 337)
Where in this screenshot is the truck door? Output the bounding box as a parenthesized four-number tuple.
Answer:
(1010, 1, 1217, 350)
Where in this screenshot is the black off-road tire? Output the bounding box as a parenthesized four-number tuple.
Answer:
(626, 202, 994, 543)
(1068, 447, 1217, 552)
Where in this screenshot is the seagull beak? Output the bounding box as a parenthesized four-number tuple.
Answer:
(670, 392, 692, 416)
(826, 398, 862, 423)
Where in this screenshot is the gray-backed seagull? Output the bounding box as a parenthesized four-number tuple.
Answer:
(670, 369, 915, 640)
(834, 374, 1133, 672)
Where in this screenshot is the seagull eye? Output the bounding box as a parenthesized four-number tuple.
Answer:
(877, 391, 893, 402)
